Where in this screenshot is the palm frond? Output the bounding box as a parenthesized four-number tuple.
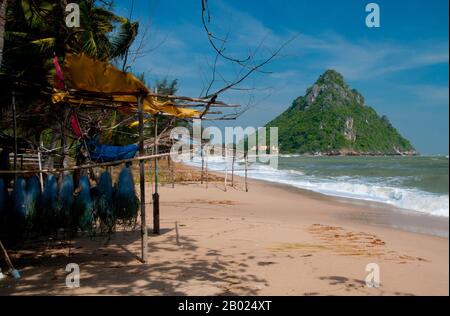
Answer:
(30, 37, 56, 53)
(108, 20, 139, 59)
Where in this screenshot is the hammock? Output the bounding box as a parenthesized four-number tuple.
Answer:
(85, 137, 139, 163)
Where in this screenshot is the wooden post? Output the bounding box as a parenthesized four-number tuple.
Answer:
(12, 90, 17, 181)
(231, 150, 235, 187)
(200, 138, 204, 185)
(224, 149, 228, 192)
(170, 155, 175, 189)
(137, 93, 148, 264)
(153, 115, 160, 234)
(245, 152, 248, 192)
(205, 146, 209, 189)
(167, 156, 171, 187)
(170, 138, 175, 188)
(37, 140, 44, 191)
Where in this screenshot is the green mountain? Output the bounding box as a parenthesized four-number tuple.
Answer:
(266, 70, 416, 155)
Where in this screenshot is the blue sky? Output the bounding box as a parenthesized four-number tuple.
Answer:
(114, 0, 449, 154)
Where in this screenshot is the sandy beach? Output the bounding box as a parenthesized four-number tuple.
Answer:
(0, 172, 448, 296)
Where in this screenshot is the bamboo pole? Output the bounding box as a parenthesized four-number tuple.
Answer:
(200, 140, 204, 185)
(65, 89, 240, 107)
(37, 140, 44, 191)
(167, 156, 172, 188)
(147, 93, 239, 107)
(12, 90, 17, 182)
(153, 115, 160, 235)
(0, 152, 171, 174)
(224, 150, 228, 192)
(205, 146, 209, 189)
(170, 150, 175, 189)
(231, 150, 235, 187)
(245, 152, 248, 193)
(138, 93, 148, 264)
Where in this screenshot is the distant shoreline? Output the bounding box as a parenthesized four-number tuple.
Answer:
(247, 176, 449, 239)
(277, 151, 418, 157)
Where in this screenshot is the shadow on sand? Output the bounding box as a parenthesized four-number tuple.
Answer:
(0, 227, 267, 295)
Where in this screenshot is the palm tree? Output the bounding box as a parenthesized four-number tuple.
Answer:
(1, 0, 139, 148)
(67, 1, 139, 61)
(3, 0, 138, 78)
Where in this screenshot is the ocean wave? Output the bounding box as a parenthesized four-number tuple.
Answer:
(185, 156, 449, 218)
(279, 154, 302, 158)
(285, 179, 449, 217)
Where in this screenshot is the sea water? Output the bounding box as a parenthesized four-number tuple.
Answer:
(187, 155, 449, 218)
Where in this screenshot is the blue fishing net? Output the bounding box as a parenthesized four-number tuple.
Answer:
(58, 175, 74, 231)
(74, 175, 95, 235)
(114, 165, 139, 224)
(94, 171, 115, 233)
(11, 177, 27, 240)
(13, 178, 27, 220)
(0, 178, 8, 239)
(25, 176, 41, 231)
(41, 174, 58, 234)
(0, 178, 6, 217)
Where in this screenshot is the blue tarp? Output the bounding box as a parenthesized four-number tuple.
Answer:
(86, 137, 139, 163)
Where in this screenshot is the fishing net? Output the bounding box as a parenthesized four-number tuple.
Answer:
(94, 171, 115, 234)
(41, 175, 58, 234)
(58, 175, 75, 233)
(25, 176, 41, 232)
(114, 165, 139, 225)
(0, 178, 8, 240)
(11, 177, 27, 241)
(1, 161, 143, 242)
(74, 175, 95, 235)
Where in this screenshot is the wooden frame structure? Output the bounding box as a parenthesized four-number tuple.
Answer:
(1, 80, 242, 264)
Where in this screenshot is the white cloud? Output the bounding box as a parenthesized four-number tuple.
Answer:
(403, 84, 450, 105)
(128, 0, 449, 113)
(289, 33, 449, 80)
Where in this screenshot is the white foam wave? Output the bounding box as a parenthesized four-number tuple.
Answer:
(184, 156, 449, 218)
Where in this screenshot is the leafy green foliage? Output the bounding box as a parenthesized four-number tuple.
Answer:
(1, 0, 139, 136)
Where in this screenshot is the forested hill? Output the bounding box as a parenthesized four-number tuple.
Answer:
(266, 70, 416, 155)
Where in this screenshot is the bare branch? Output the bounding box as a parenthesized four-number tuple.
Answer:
(204, 35, 297, 98)
(199, 0, 297, 105)
(201, 0, 251, 64)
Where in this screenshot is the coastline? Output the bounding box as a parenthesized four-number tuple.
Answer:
(1, 173, 448, 296)
(190, 154, 449, 219)
(249, 177, 449, 239)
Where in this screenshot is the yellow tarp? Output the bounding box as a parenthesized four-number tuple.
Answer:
(51, 53, 200, 119)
